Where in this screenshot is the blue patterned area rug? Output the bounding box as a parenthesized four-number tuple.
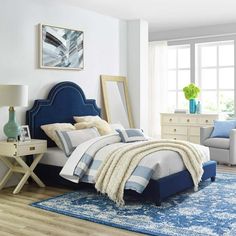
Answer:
(31, 173, 236, 236)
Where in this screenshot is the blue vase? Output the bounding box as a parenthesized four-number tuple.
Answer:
(189, 99, 196, 114)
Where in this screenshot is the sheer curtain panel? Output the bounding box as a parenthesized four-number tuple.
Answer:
(148, 41, 168, 138)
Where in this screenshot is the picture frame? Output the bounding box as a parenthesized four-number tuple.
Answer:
(19, 125, 31, 142)
(39, 24, 84, 70)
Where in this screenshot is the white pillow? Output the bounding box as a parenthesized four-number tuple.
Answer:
(116, 129, 147, 143)
(73, 115, 101, 123)
(74, 119, 113, 136)
(41, 123, 75, 149)
(56, 128, 100, 156)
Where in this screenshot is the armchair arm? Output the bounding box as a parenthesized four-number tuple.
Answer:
(229, 129, 236, 164)
(200, 126, 214, 145)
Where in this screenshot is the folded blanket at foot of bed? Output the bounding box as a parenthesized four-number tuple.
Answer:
(60, 134, 209, 205)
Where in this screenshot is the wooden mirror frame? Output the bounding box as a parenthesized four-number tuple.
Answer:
(101, 75, 134, 128)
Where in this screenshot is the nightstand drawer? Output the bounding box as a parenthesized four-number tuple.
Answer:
(162, 126, 187, 135)
(17, 143, 47, 156)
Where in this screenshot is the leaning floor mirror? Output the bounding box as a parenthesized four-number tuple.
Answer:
(101, 75, 134, 128)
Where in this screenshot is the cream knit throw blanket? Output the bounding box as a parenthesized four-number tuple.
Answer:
(95, 139, 204, 205)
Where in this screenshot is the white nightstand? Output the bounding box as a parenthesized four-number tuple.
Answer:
(0, 139, 47, 194)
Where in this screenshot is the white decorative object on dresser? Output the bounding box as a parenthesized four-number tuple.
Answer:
(0, 139, 47, 194)
(161, 113, 219, 144)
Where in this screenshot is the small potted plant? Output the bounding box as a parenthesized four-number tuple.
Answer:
(183, 83, 200, 114)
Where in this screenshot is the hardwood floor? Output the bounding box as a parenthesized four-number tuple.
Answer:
(0, 165, 234, 236)
(0, 185, 142, 236)
(217, 164, 236, 173)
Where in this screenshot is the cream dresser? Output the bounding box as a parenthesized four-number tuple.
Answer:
(161, 113, 219, 144)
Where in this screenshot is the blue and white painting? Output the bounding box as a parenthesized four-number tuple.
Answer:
(40, 24, 84, 70)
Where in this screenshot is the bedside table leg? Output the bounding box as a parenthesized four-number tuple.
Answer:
(31, 172, 45, 187)
(13, 172, 30, 194)
(0, 169, 13, 190)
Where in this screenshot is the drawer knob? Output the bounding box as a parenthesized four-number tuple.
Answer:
(174, 129, 177, 132)
(205, 120, 209, 123)
(29, 146, 35, 151)
(187, 119, 190, 122)
(173, 138, 176, 140)
(169, 118, 172, 122)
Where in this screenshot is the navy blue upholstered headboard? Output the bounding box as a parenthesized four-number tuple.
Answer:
(26, 81, 101, 147)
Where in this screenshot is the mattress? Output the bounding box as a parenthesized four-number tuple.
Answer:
(42, 145, 209, 181)
(40, 147, 67, 167)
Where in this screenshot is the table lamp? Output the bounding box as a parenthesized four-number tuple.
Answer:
(0, 85, 28, 142)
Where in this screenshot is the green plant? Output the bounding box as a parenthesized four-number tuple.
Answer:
(183, 83, 200, 100)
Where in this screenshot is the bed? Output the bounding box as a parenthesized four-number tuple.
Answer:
(26, 81, 216, 205)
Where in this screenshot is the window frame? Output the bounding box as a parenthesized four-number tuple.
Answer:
(167, 37, 236, 115)
(196, 40, 234, 114)
(167, 44, 191, 110)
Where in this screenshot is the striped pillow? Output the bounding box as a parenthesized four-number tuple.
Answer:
(116, 129, 147, 143)
(56, 128, 100, 157)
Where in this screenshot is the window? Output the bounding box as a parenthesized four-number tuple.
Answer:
(167, 40, 235, 116)
(196, 41, 234, 116)
(167, 45, 190, 111)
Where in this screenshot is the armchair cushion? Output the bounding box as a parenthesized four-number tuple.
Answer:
(204, 138, 230, 150)
(211, 120, 236, 138)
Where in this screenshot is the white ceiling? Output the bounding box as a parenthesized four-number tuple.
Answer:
(67, 0, 236, 32)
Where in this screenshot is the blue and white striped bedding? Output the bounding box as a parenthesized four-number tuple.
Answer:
(60, 134, 210, 194)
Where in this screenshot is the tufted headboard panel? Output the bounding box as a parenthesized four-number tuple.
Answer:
(26, 81, 101, 147)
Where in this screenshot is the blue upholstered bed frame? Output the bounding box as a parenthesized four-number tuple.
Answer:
(26, 81, 217, 205)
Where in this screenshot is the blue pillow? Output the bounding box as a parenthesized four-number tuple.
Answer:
(116, 129, 147, 143)
(211, 120, 236, 138)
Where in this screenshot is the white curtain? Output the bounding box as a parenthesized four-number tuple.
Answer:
(148, 41, 168, 138)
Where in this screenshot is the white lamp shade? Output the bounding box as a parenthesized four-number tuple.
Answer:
(0, 85, 28, 107)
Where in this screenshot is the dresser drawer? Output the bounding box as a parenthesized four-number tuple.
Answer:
(199, 117, 215, 125)
(162, 116, 178, 124)
(17, 143, 47, 156)
(179, 116, 198, 124)
(162, 126, 187, 135)
(189, 136, 200, 144)
(162, 134, 188, 141)
(189, 127, 200, 136)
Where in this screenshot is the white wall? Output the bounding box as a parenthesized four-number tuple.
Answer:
(0, 0, 127, 186)
(149, 23, 236, 41)
(127, 20, 148, 132)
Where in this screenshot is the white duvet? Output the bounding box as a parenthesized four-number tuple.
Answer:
(60, 134, 210, 184)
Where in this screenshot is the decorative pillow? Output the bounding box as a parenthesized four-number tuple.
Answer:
(116, 129, 147, 143)
(41, 123, 75, 149)
(211, 120, 236, 138)
(74, 119, 113, 136)
(73, 115, 101, 123)
(56, 128, 100, 156)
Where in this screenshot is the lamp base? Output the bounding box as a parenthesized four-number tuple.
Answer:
(6, 137, 18, 142)
(3, 107, 20, 142)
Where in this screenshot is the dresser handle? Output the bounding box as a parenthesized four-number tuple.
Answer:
(173, 138, 176, 140)
(169, 118, 172, 122)
(29, 146, 35, 151)
(205, 120, 209, 123)
(187, 119, 190, 122)
(174, 129, 176, 132)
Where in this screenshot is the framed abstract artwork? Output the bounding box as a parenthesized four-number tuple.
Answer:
(39, 24, 84, 70)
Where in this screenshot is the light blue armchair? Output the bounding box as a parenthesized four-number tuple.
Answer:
(200, 127, 236, 166)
